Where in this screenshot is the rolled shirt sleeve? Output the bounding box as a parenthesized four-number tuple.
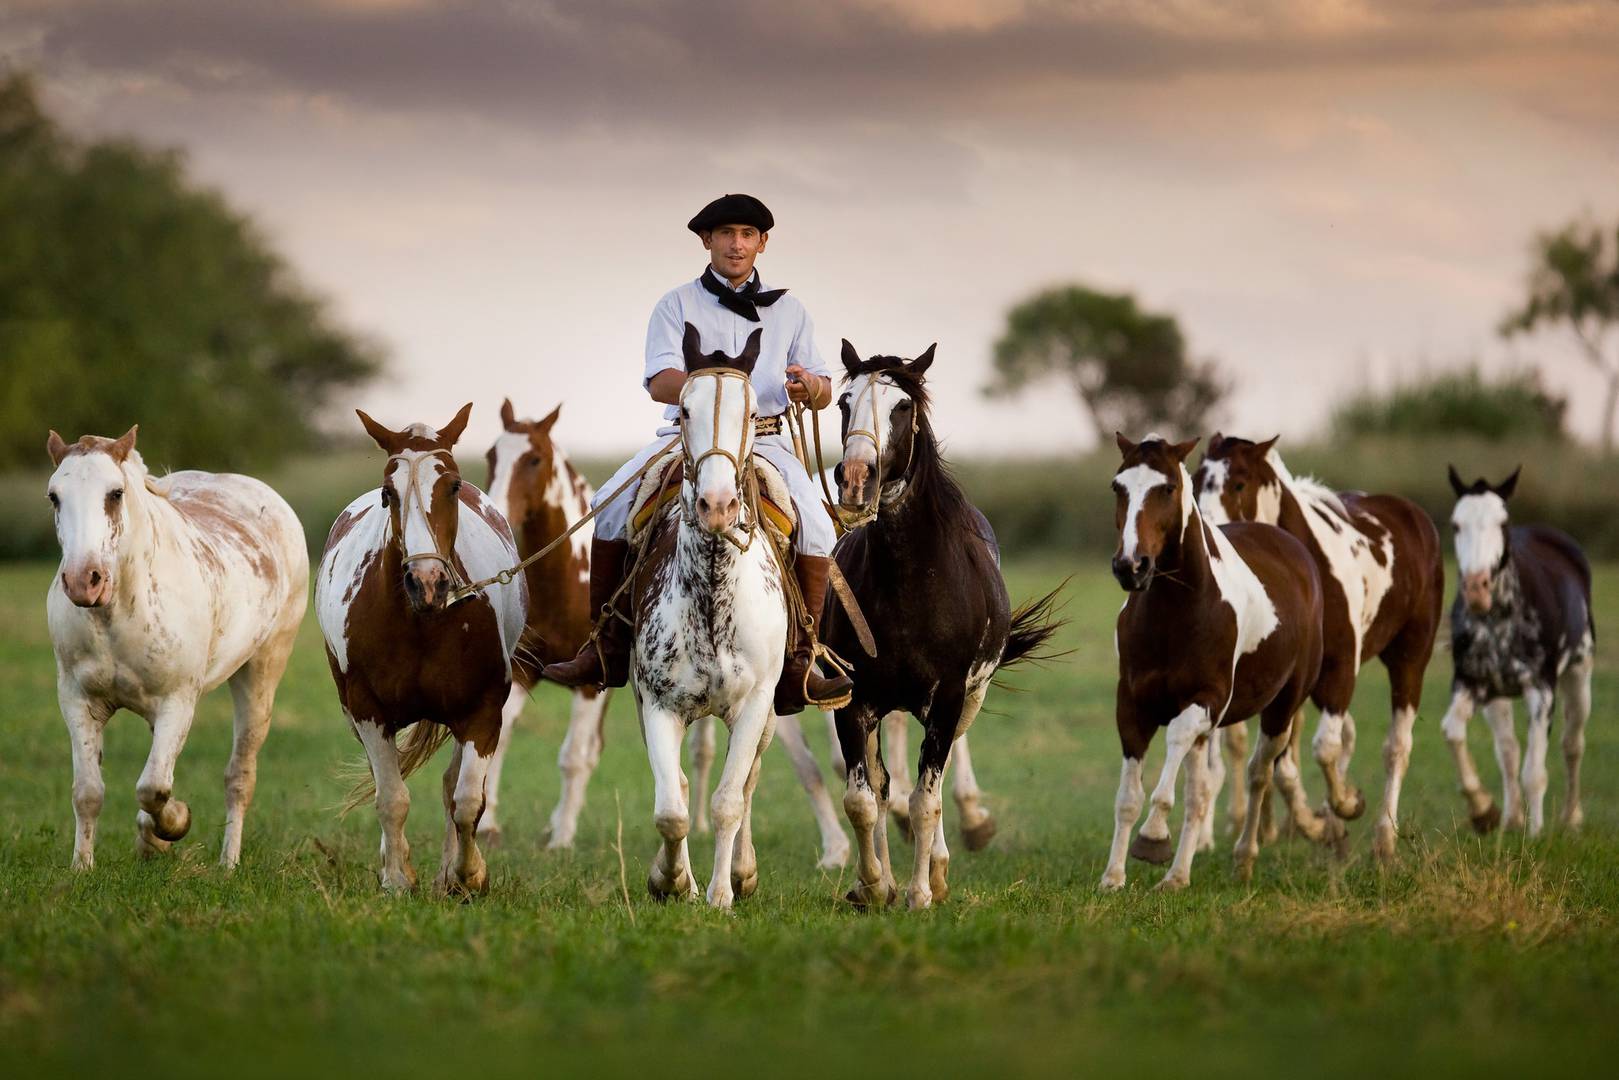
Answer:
(789, 309, 832, 382)
(643, 291, 686, 389)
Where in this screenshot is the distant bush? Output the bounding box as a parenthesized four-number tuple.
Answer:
(1329, 367, 1566, 442)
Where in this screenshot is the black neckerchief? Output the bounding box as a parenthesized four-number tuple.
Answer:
(700, 267, 787, 323)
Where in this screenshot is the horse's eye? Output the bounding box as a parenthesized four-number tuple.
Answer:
(450, 480, 463, 495)
(680, 406, 690, 420)
(109, 489, 124, 502)
(1232, 482, 1245, 492)
(47, 492, 59, 508)
(381, 489, 393, 506)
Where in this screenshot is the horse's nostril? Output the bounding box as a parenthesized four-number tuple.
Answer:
(89, 570, 101, 586)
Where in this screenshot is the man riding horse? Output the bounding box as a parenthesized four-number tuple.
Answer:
(544, 193, 852, 713)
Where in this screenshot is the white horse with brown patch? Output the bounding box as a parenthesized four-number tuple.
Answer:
(46, 426, 307, 870)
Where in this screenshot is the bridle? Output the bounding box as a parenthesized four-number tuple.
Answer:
(679, 366, 761, 552)
(840, 372, 919, 526)
(386, 450, 469, 601)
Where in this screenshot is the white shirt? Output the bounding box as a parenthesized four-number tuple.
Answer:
(643, 270, 830, 421)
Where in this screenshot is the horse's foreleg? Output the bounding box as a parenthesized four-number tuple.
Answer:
(686, 714, 716, 834)
(1270, 713, 1329, 845)
(1142, 703, 1213, 886)
(1559, 655, 1592, 829)
(1521, 685, 1554, 837)
(707, 695, 774, 910)
(1199, 731, 1225, 852)
(60, 683, 110, 871)
(1372, 703, 1418, 862)
(1311, 709, 1367, 822)
(1234, 723, 1291, 880)
(477, 683, 525, 849)
(731, 721, 773, 900)
(1100, 756, 1145, 892)
(1220, 722, 1251, 840)
(548, 686, 609, 850)
(642, 700, 696, 901)
(884, 712, 913, 841)
(774, 711, 850, 869)
(838, 704, 894, 908)
(446, 733, 494, 896)
(1161, 732, 1213, 890)
(222, 639, 290, 870)
(952, 731, 997, 852)
(1481, 697, 1523, 829)
(354, 718, 414, 892)
(135, 694, 199, 856)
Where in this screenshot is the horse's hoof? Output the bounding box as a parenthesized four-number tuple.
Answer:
(816, 842, 851, 870)
(732, 870, 759, 901)
(1373, 822, 1398, 862)
(1129, 833, 1174, 866)
(1098, 874, 1126, 893)
(647, 867, 696, 902)
(379, 867, 417, 894)
(1232, 856, 1255, 883)
(1470, 803, 1502, 834)
(961, 815, 998, 852)
(1153, 874, 1189, 893)
(1563, 807, 1585, 831)
(152, 799, 192, 843)
(135, 812, 171, 859)
(1334, 789, 1367, 822)
(844, 879, 896, 910)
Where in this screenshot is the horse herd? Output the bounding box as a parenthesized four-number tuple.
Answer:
(41, 332, 1597, 906)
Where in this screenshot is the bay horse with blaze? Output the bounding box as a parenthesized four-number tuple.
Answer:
(316, 405, 527, 894)
(1441, 466, 1594, 837)
(1193, 435, 1444, 859)
(45, 425, 307, 870)
(824, 342, 1061, 910)
(1106, 434, 1323, 890)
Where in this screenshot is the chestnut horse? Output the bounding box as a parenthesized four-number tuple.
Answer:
(1106, 435, 1323, 890)
(316, 405, 527, 894)
(823, 343, 1060, 910)
(1441, 467, 1594, 837)
(46, 426, 307, 870)
(1193, 435, 1443, 860)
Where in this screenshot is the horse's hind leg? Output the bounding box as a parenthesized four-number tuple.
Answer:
(1484, 698, 1525, 830)
(952, 732, 998, 852)
(707, 693, 774, 910)
(1221, 722, 1250, 840)
(1270, 713, 1329, 846)
(477, 683, 526, 850)
(1161, 732, 1213, 890)
(135, 694, 200, 858)
(774, 710, 850, 869)
(905, 711, 958, 910)
(687, 714, 716, 835)
(883, 712, 914, 841)
(60, 684, 111, 870)
(547, 686, 609, 850)
(221, 633, 293, 869)
(1372, 650, 1426, 861)
(643, 700, 697, 901)
(1199, 731, 1225, 852)
(1559, 653, 1591, 829)
(354, 718, 415, 892)
(1234, 717, 1292, 881)
(731, 723, 773, 899)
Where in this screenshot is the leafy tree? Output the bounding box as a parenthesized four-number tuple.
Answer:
(983, 285, 1227, 441)
(1329, 366, 1566, 442)
(1500, 217, 1619, 454)
(0, 72, 383, 472)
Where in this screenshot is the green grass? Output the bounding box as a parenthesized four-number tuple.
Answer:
(1, 558, 1615, 1078)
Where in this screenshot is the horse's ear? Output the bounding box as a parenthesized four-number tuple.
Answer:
(1209, 431, 1223, 450)
(841, 339, 862, 377)
(356, 410, 399, 452)
(438, 402, 473, 447)
(1170, 436, 1201, 463)
(537, 403, 562, 434)
(46, 430, 69, 466)
(500, 398, 517, 431)
(109, 425, 138, 463)
(1495, 466, 1521, 501)
(1115, 431, 1137, 457)
(1447, 464, 1468, 498)
(735, 328, 762, 374)
(1256, 434, 1280, 456)
(682, 322, 704, 367)
(908, 343, 937, 376)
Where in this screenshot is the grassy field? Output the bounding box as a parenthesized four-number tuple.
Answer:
(0, 557, 1614, 1078)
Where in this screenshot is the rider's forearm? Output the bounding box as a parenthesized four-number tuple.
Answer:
(648, 369, 687, 405)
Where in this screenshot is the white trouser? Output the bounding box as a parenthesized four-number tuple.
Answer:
(592, 427, 837, 556)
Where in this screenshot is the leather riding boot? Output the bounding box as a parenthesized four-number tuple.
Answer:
(774, 554, 855, 715)
(542, 538, 632, 689)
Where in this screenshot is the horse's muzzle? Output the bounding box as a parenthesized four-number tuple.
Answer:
(1462, 571, 1493, 615)
(695, 490, 740, 534)
(1112, 555, 1152, 592)
(61, 564, 111, 607)
(403, 563, 451, 612)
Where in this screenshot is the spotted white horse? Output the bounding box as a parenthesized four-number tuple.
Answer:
(46, 426, 307, 870)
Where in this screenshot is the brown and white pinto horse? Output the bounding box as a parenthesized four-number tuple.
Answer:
(823, 343, 1060, 910)
(1441, 467, 1594, 837)
(316, 406, 527, 894)
(1106, 435, 1324, 890)
(1194, 436, 1444, 859)
(480, 399, 607, 850)
(46, 426, 307, 870)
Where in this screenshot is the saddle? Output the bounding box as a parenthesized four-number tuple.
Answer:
(628, 448, 796, 544)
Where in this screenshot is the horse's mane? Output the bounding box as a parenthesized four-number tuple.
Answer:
(1264, 448, 1348, 520)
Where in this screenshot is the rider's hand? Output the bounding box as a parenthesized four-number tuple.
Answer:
(786, 365, 826, 407)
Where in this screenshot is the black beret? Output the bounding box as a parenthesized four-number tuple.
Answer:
(687, 193, 774, 235)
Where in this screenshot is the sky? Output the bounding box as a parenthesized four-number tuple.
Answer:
(4, 0, 1618, 456)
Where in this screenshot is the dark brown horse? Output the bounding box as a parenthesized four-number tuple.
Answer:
(315, 406, 527, 894)
(1106, 435, 1324, 890)
(479, 400, 607, 850)
(823, 342, 1061, 910)
(1441, 466, 1594, 837)
(1193, 436, 1443, 860)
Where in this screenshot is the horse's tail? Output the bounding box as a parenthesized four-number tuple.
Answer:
(339, 721, 453, 815)
(998, 582, 1070, 673)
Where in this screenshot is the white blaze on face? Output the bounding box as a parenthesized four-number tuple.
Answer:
(48, 451, 130, 576)
(841, 374, 906, 476)
(485, 431, 532, 521)
(1452, 492, 1509, 579)
(1196, 458, 1230, 525)
(388, 447, 447, 562)
(683, 372, 754, 512)
(1113, 463, 1172, 562)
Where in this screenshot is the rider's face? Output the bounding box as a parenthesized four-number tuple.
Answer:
(702, 225, 768, 284)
